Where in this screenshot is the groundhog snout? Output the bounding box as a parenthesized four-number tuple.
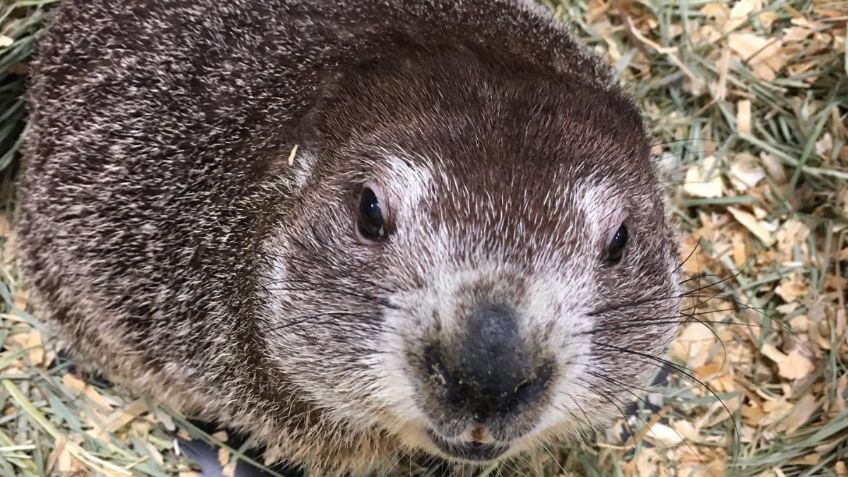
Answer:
(424, 303, 554, 425)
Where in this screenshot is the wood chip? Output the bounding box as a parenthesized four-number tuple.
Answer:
(684, 155, 724, 198)
(775, 274, 808, 302)
(729, 152, 764, 190)
(646, 422, 684, 446)
(62, 374, 114, 411)
(153, 407, 176, 431)
(671, 323, 716, 368)
(741, 402, 765, 423)
(57, 443, 73, 472)
(760, 152, 788, 184)
(779, 350, 816, 380)
(784, 25, 814, 42)
(712, 48, 730, 101)
(736, 100, 752, 134)
(701, 3, 729, 22)
(7, 329, 44, 366)
(816, 132, 833, 160)
(102, 399, 148, 433)
(727, 32, 782, 63)
(761, 342, 788, 364)
(758, 11, 779, 29)
(143, 440, 165, 466)
(725, 0, 762, 32)
(728, 32, 784, 80)
(218, 447, 231, 467)
(727, 206, 776, 246)
(780, 394, 819, 434)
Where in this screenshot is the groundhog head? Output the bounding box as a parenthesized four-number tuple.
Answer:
(261, 48, 680, 464)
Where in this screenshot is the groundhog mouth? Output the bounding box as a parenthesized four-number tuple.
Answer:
(426, 428, 509, 462)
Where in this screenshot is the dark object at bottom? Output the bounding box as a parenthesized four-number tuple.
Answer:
(179, 421, 304, 477)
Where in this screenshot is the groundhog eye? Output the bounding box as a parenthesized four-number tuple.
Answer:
(606, 223, 628, 264)
(357, 185, 387, 242)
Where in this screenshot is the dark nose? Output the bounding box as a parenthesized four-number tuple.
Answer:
(426, 304, 554, 422)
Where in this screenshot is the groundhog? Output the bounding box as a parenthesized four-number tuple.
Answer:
(17, 0, 681, 475)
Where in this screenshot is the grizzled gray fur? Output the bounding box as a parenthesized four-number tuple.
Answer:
(18, 0, 681, 475)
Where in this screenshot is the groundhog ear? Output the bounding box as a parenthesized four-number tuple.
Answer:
(293, 70, 346, 152)
(294, 107, 322, 152)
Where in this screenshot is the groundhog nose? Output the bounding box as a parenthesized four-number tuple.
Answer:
(426, 304, 554, 422)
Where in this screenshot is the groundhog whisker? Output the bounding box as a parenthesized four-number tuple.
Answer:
(378, 454, 401, 477)
(678, 272, 733, 286)
(586, 290, 703, 317)
(567, 394, 596, 437)
(680, 274, 741, 296)
(654, 138, 721, 148)
(493, 456, 520, 477)
(675, 248, 755, 291)
(549, 403, 592, 446)
(668, 284, 818, 359)
(571, 378, 637, 444)
(678, 301, 731, 359)
(588, 272, 750, 318)
(272, 277, 408, 309)
(591, 341, 695, 378)
(591, 342, 740, 449)
(584, 307, 762, 334)
(587, 317, 756, 369)
(280, 257, 402, 296)
(539, 441, 567, 476)
(591, 273, 743, 317)
(273, 275, 392, 294)
(264, 285, 400, 310)
(267, 311, 375, 331)
(585, 369, 654, 396)
(582, 372, 719, 475)
(586, 294, 684, 317)
(682, 259, 756, 307)
(673, 238, 703, 275)
(680, 297, 817, 357)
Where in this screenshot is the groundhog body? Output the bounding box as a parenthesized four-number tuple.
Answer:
(18, 0, 681, 475)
